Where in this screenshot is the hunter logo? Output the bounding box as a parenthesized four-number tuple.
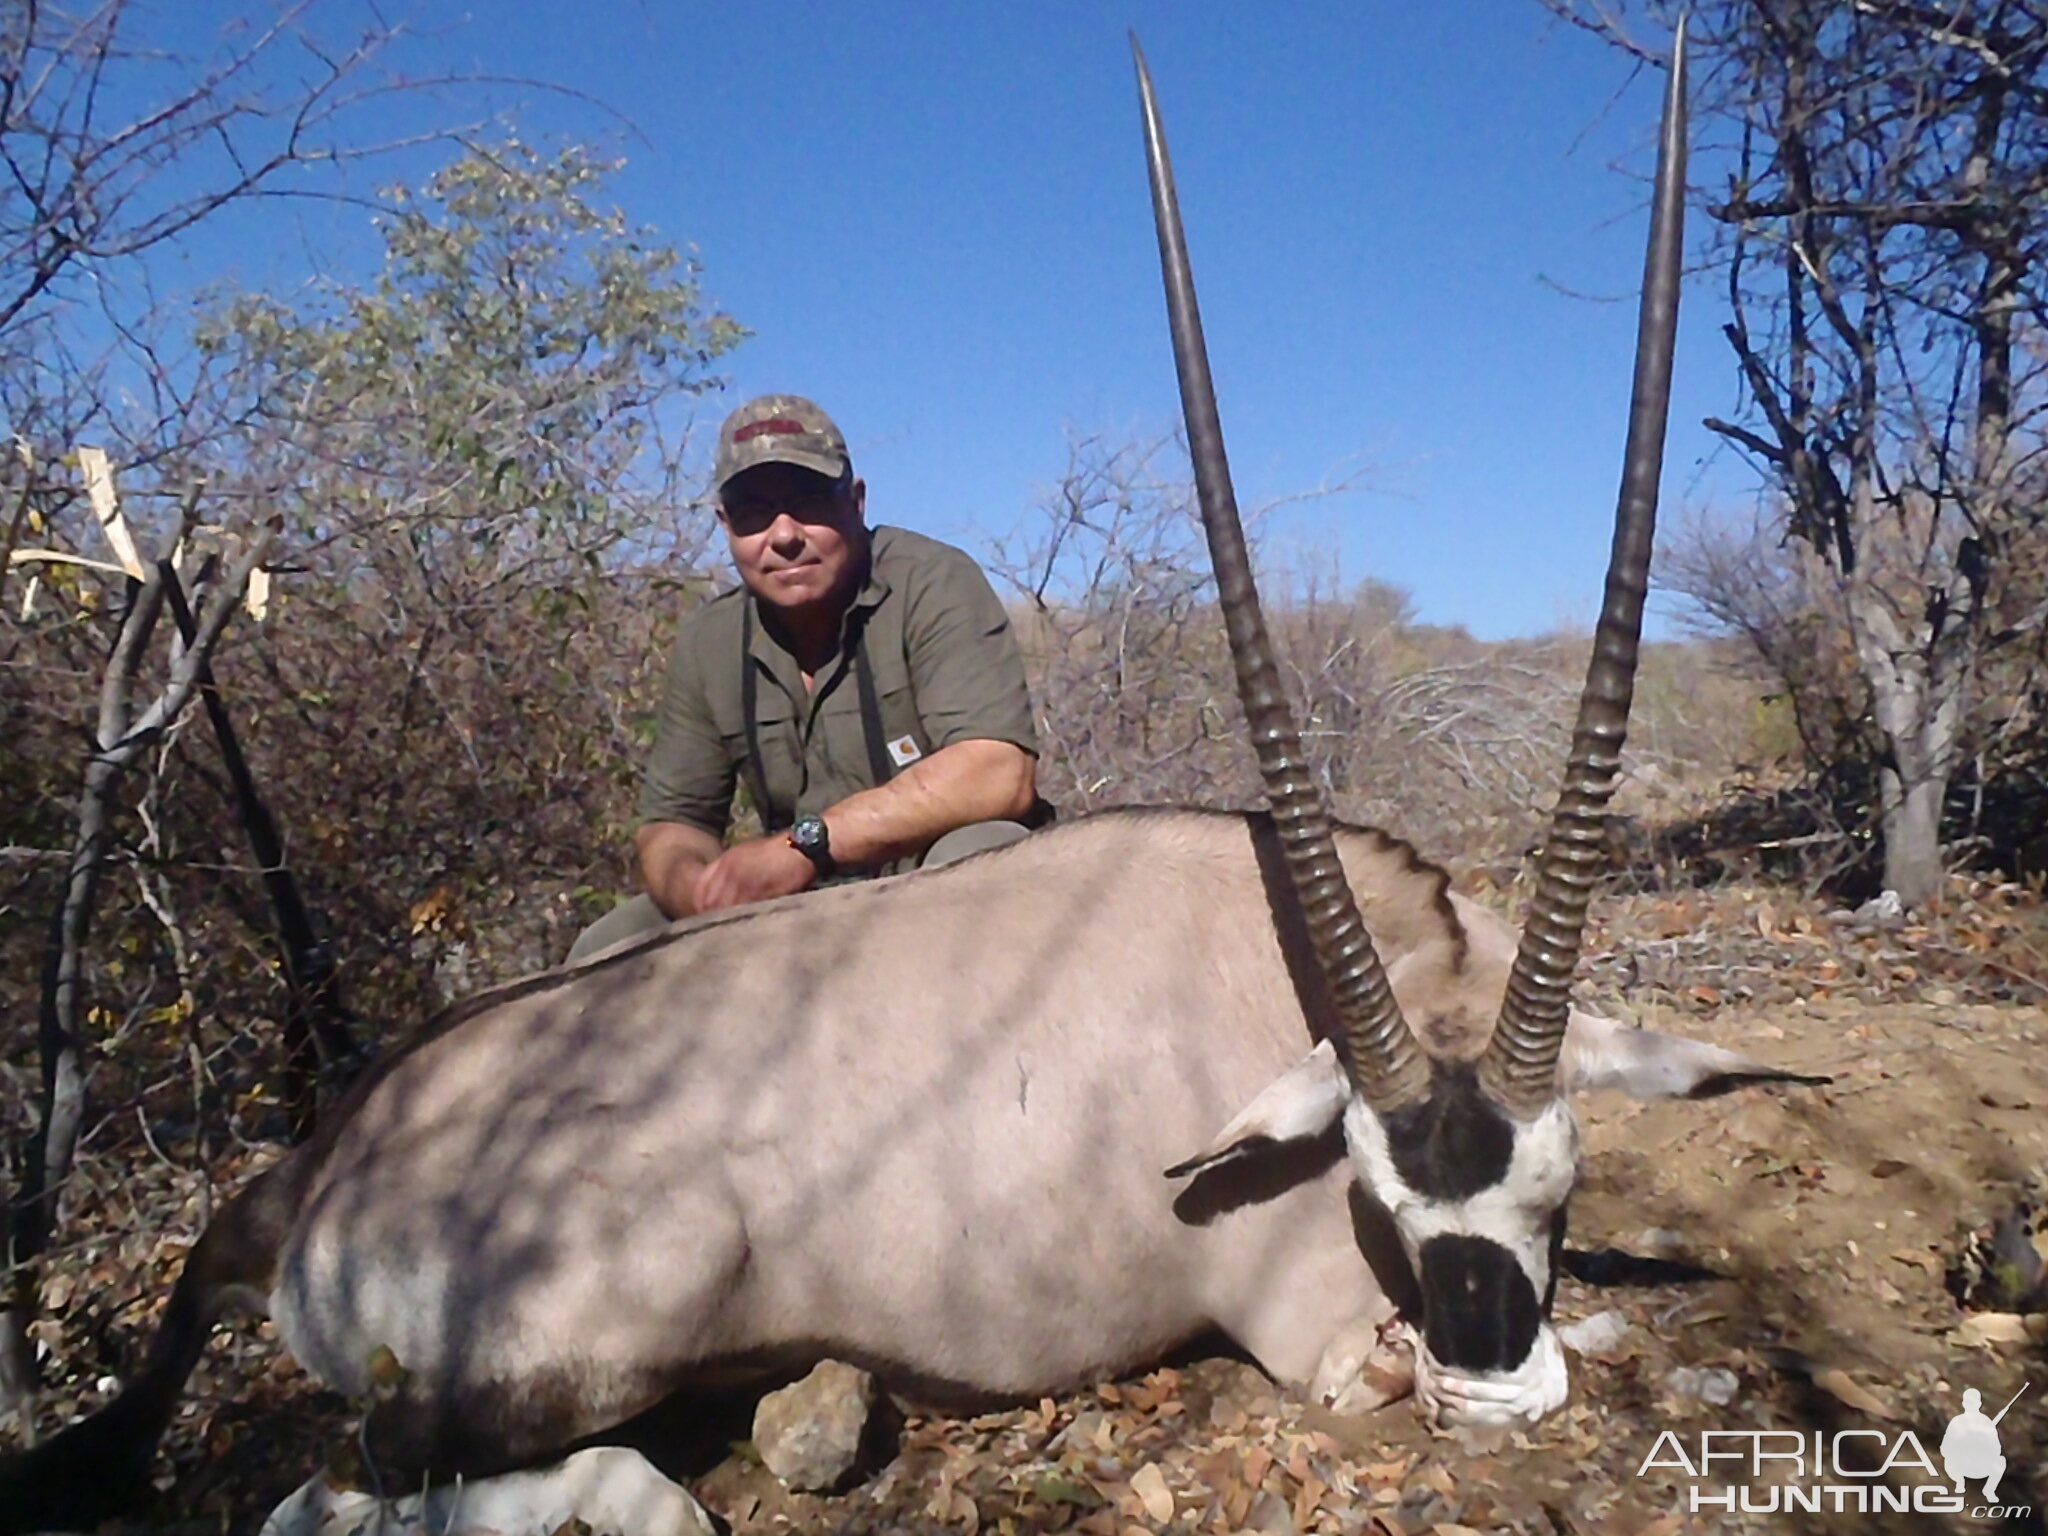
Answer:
(1638, 1382, 2034, 1518)
(1942, 1386, 2027, 1503)
(886, 734, 923, 768)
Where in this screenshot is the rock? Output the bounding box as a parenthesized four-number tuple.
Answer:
(1854, 889, 1905, 925)
(1666, 1365, 1741, 1406)
(260, 1446, 715, 1536)
(752, 1358, 878, 1492)
(1636, 1226, 1688, 1259)
(1557, 1309, 1634, 1358)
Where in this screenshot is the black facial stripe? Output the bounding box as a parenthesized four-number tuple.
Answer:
(1417, 1233, 1543, 1373)
(1382, 1064, 1515, 1202)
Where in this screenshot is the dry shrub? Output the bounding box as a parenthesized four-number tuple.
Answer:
(989, 433, 1762, 872)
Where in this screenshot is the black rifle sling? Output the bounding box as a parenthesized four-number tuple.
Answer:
(851, 615, 898, 788)
(741, 600, 899, 836)
(739, 601, 777, 830)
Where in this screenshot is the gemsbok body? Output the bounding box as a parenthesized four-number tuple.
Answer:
(0, 26, 1819, 1530)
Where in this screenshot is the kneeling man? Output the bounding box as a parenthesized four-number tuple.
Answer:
(571, 395, 1041, 960)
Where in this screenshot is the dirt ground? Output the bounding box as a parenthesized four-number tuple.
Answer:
(23, 891, 2048, 1536)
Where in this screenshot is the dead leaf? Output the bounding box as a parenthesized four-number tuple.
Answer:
(1812, 1367, 1895, 1419)
(409, 885, 454, 934)
(1418, 1460, 1458, 1497)
(1129, 1463, 1174, 1524)
(1285, 1442, 1312, 1483)
(1225, 1479, 1252, 1528)
(1242, 1446, 1273, 1489)
(1030, 1474, 1102, 1510)
(1870, 1159, 1909, 1179)
(1948, 1312, 2048, 1350)
(1294, 1474, 1329, 1529)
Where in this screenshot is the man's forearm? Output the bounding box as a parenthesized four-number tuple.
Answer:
(635, 821, 726, 918)
(822, 738, 1036, 872)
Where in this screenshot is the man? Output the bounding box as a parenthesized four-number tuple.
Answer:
(568, 394, 1041, 962)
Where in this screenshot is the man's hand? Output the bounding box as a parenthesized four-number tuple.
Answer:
(691, 834, 818, 913)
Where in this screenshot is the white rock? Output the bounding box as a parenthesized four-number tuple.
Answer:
(1557, 1310, 1634, 1357)
(1666, 1365, 1741, 1407)
(259, 1446, 715, 1536)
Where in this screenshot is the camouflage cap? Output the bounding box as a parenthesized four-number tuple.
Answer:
(714, 395, 851, 492)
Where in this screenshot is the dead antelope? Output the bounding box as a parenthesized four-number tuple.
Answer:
(0, 27, 1813, 1530)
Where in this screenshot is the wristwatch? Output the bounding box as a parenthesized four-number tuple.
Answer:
(787, 813, 835, 878)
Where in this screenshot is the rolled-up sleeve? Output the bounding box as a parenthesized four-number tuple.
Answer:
(638, 612, 737, 836)
(902, 548, 1039, 756)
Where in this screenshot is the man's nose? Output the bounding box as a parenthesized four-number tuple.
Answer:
(766, 513, 805, 549)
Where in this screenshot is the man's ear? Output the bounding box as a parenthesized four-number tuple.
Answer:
(1166, 1039, 1350, 1180)
(1561, 1010, 1831, 1100)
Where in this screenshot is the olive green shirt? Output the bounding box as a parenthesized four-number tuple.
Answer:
(641, 525, 1038, 842)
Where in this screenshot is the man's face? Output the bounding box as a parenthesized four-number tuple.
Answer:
(717, 463, 868, 617)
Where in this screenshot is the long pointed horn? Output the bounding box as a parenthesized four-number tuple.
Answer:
(1481, 22, 1689, 1118)
(1132, 36, 1429, 1115)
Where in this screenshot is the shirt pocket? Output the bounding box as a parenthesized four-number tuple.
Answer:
(816, 659, 927, 784)
(863, 643, 934, 771)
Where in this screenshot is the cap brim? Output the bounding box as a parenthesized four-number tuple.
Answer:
(718, 444, 849, 490)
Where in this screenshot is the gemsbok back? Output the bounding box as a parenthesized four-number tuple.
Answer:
(0, 26, 1823, 1530)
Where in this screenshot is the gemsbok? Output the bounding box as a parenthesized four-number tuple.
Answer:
(0, 26, 1821, 1531)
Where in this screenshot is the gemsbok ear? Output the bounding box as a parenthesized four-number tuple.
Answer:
(1560, 1012, 1832, 1101)
(1166, 1039, 1350, 1179)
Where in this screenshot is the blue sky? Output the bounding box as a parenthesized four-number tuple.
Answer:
(130, 2, 1743, 639)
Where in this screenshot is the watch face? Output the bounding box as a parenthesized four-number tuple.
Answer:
(792, 815, 830, 858)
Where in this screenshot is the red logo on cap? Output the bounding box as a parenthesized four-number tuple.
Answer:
(734, 418, 811, 443)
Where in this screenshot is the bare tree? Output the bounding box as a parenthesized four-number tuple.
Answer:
(3, 510, 272, 1429)
(1549, 0, 2048, 906)
(0, 1, 447, 320)
(0, 0, 470, 462)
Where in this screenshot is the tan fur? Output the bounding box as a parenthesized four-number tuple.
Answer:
(270, 809, 1499, 1468)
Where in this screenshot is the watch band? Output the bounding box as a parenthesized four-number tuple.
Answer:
(787, 813, 835, 877)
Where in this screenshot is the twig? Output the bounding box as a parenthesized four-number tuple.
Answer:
(160, 550, 359, 1139)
